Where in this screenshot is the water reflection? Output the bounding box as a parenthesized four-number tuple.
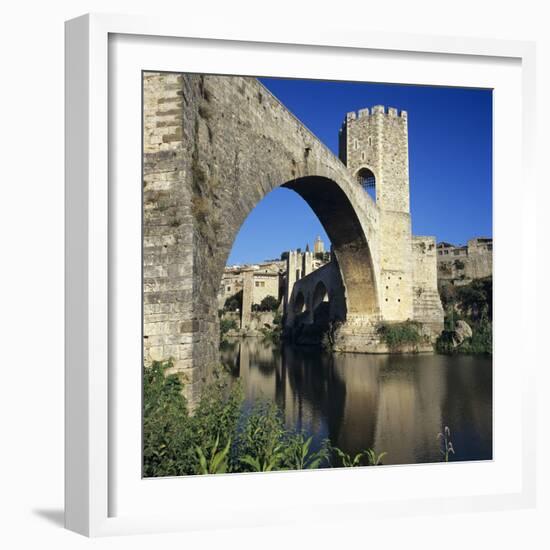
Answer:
(221, 338, 492, 465)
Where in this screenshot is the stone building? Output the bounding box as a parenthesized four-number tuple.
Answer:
(217, 263, 283, 311)
(437, 237, 492, 286)
(219, 236, 330, 322)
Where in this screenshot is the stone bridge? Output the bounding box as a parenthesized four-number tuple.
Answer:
(286, 262, 345, 327)
(143, 72, 444, 399)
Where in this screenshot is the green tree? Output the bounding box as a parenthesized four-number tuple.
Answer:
(456, 276, 491, 320)
(258, 295, 279, 311)
(224, 289, 243, 312)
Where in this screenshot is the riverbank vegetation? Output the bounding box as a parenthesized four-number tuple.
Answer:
(223, 289, 243, 312)
(143, 360, 387, 477)
(436, 276, 492, 355)
(219, 293, 282, 344)
(377, 320, 423, 351)
(259, 310, 282, 343)
(220, 316, 238, 341)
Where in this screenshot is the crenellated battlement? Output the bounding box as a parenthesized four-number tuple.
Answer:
(342, 106, 408, 126)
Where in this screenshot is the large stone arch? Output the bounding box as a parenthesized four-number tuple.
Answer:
(143, 72, 383, 398)
(282, 176, 378, 317)
(143, 71, 443, 399)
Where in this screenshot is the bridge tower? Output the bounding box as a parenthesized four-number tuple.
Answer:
(339, 105, 409, 212)
(339, 106, 414, 322)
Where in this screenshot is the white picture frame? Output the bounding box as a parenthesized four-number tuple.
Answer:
(65, 13, 537, 537)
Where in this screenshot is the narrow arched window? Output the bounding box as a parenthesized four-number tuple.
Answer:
(356, 167, 376, 202)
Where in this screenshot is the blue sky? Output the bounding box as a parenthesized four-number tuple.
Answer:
(227, 77, 492, 265)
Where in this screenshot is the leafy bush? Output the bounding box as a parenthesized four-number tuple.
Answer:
(258, 310, 283, 343)
(437, 277, 492, 355)
(456, 276, 492, 320)
(234, 401, 330, 472)
(234, 401, 286, 472)
(220, 317, 238, 336)
(258, 295, 279, 312)
(143, 360, 193, 477)
(460, 319, 492, 354)
(283, 433, 329, 470)
(435, 330, 455, 354)
(377, 321, 422, 351)
(436, 318, 492, 355)
(143, 361, 243, 477)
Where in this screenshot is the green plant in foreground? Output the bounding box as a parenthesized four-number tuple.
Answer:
(195, 434, 232, 474)
(143, 361, 243, 477)
(284, 434, 329, 470)
(236, 401, 286, 472)
(234, 402, 330, 472)
(143, 360, 193, 477)
(332, 446, 387, 467)
(364, 449, 387, 466)
(438, 426, 455, 462)
(240, 448, 285, 472)
(332, 447, 364, 468)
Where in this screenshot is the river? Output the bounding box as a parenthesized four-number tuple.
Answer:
(221, 338, 492, 465)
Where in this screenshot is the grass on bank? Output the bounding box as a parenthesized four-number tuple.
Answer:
(377, 320, 423, 351)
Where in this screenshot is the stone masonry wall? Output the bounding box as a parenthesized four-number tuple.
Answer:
(412, 236, 444, 337)
(437, 239, 492, 286)
(143, 73, 198, 399)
